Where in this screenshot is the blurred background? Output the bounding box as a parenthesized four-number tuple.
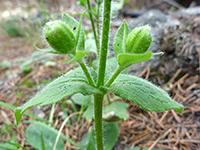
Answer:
(0, 0, 200, 150)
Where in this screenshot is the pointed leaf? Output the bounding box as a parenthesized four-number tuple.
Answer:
(15, 68, 101, 125)
(78, 0, 87, 6)
(118, 51, 152, 68)
(113, 21, 130, 57)
(26, 123, 64, 150)
(62, 13, 85, 51)
(83, 100, 94, 122)
(63, 51, 88, 64)
(107, 74, 184, 114)
(36, 47, 59, 54)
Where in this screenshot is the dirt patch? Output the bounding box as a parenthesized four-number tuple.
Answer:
(0, 34, 36, 61)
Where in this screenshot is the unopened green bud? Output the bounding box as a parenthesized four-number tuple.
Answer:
(125, 26, 152, 54)
(43, 20, 76, 54)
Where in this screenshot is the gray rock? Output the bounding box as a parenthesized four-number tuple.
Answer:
(175, 7, 200, 16)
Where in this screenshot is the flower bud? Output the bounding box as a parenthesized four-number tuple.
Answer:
(43, 20, 76, 54)
(125, 26, 152, 54)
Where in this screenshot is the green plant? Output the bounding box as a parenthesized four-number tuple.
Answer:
(1, 17, 24, 37)
(14, 1, 183, 150)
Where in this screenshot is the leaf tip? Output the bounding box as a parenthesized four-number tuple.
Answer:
(175, 104, 184, 115)
(153, 52, 164, 56)
(14, 108, 22, 125)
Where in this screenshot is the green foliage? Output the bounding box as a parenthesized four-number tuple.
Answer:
(125, 26, 152, 54)
(26, 123, 64, 150)
(43, 20, 76, 54)
(83, 99, 129, 122)
(63, 51, 88, 64)
(113, 21, 154, 68)
(14, 1, 184, 150)
(62, 13, 85, 52)
(107, 74, 183, 114)
(83, 98, 94, 122)
(103, 101, 129, 122)
(81, 121, 118, 150)
(113, 21, 130, 57)
(71, 93, 90, 106)
(0, 60, 11, 70)
(0, 101, 50, 124)
(20, 60, 32, 73)
(15, 68, 101, 125)
(117, 51, 152, 68)
(1, 18, 24, 36)
(0, 139, 27, 150)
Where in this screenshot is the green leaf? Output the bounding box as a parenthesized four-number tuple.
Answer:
(103, 101, 129, 122)
(85, 39, 97, 54)
(0, 140, 26, 150)
(93, 57, 127, 74)
(0, 101, 51, 124)
(26, 123, 64, 150)
(86, 122, 119, 150)
(125, 26, 152, 54)
(79, 132, 90, 149)
(75, 14, 85, 51)
(113, 21, 130, 57)
(107, 74, 184, 114)
(20, 60, 32, 73)
(62, 13, 85, 51)
(36, 47, 60, 54)
(93, 57, 119, 73)
(78, 0, 87, 6)
(15, 68, 101, 125)
(71, 93, 90, 106)
(83, 99, 94, 122)
(117, 51, 152, 68)
(63, 51, 88, 64)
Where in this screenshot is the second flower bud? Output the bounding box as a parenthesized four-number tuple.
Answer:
(125, 26, 152, 54)
(43, 20, 76, 54)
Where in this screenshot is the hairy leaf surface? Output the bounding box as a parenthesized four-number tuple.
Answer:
(113, 21, 130, 57)
(62, 13, 85, 51)
(118, 51, 152, 68)
(15, 68, 101, 125)
(107, 74, 184, 114)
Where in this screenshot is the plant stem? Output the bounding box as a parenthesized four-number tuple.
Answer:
(49, 103, 55, 124)
(78, 60, 95, 87)
(96, 0, 112, 88)
(105, 66, 124, 87)
(86, 0, 99, 55)
(96, 0, 101, 56)
(94, 94, 104, 150)
(106, 94, 111, 104)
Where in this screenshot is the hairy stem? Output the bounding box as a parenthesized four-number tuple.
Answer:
(96, 0, 112, 88)
(78, 60, 95, 87)
(94, 94, 104, 150)
(96, 0, 101, 56)
(105, 66, 124, 87)
(86, 0, 99, 55)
